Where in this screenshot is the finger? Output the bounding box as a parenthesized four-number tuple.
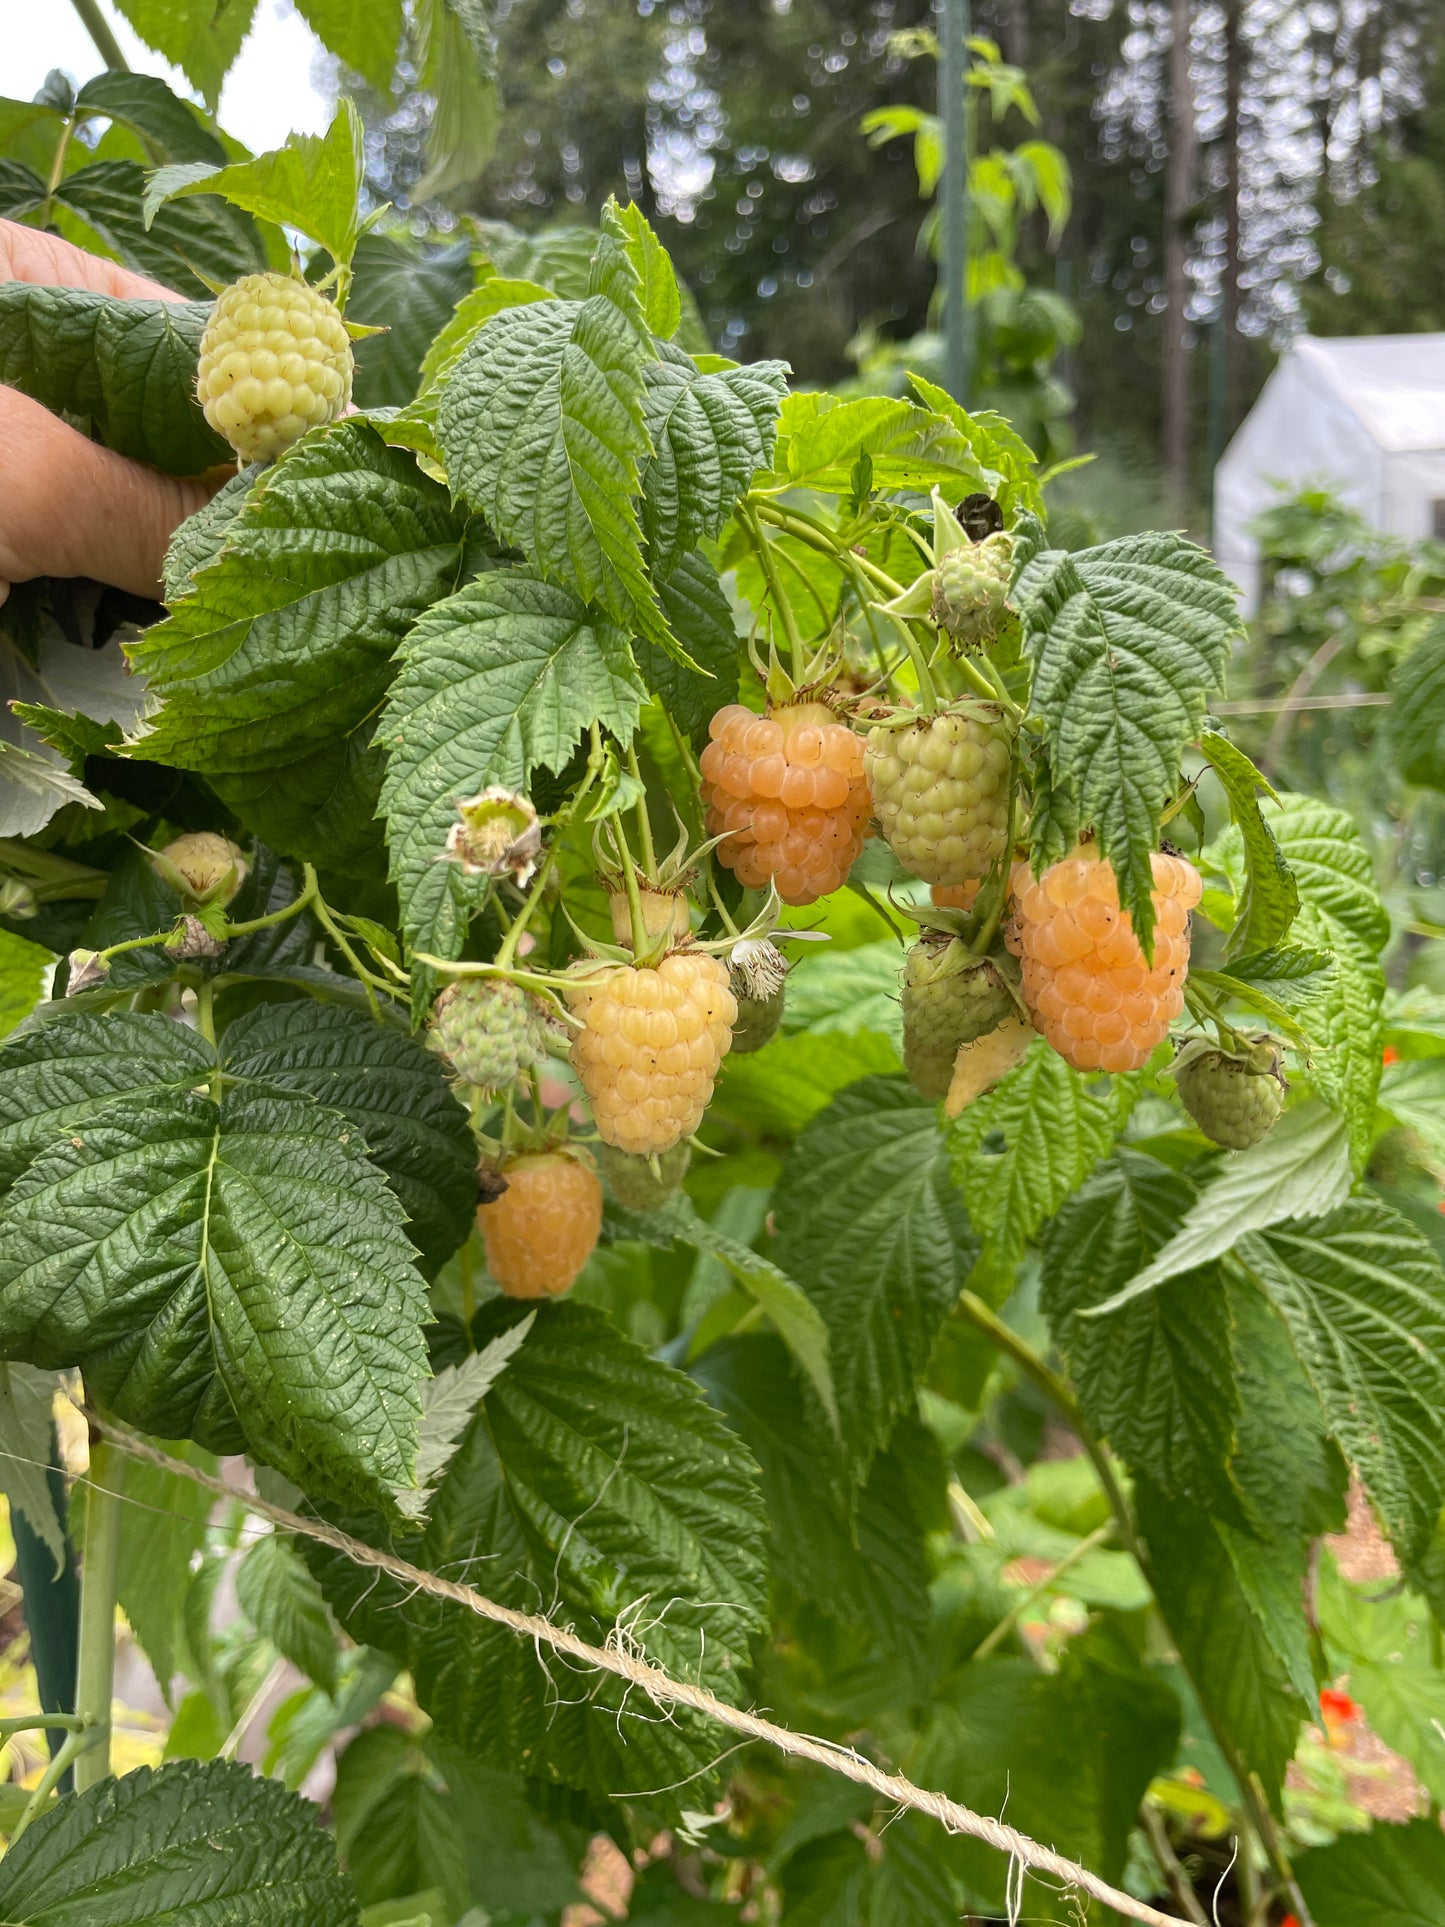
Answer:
(0, 218, 184, 303)
(0, 387, 215, 599)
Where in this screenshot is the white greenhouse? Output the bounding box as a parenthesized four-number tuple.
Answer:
(1213, 333, 1445, 613)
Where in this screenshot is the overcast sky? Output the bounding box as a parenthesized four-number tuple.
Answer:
(0, 0, 331, 154)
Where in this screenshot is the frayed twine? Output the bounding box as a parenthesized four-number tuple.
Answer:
(92, 1416, 1192, 1927)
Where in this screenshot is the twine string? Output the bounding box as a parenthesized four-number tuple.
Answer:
(91, 1417, 1190, 1927)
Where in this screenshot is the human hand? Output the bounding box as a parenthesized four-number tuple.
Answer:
(0, 220, 223, 607)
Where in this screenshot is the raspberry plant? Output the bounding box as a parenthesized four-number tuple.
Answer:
(0, 78, 1442, 1927)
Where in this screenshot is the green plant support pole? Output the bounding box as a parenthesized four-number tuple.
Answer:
(10, 1425, 80, 1782)
(72, 1440, 125, 1794)
(940, 0, 972, 404)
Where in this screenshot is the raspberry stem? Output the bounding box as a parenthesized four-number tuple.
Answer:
(494, 723, 606, 969)
(624, 740, 657, 877)
(302, 864, 387, 1017)
(887, 613, 941, 715)
(741, 503, 805, 674)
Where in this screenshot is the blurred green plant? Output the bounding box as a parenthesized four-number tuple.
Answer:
(845, 34, 1078, 458)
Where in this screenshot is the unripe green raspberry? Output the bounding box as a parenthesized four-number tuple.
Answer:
(597, 1140, 692, 1213)
(729, 938, 787, 1054)
(1174, 1040, 1286, 1150)
(866, 710, 1012, 886)
(730, 984, 785, 1054)
(902, 937, 1015, 1100)
(431, 978, 549, 1093)
(932, 531, 1014, 645)
(197, 272, 353, 463)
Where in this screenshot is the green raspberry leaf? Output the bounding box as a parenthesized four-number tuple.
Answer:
(162, 464, 260, 601)
(410, 0, 501, 201)
(0, 1757, 358, 1924)
(0, 1364, 68, 1581)
(221, 1002, 475, 1276)
(144, 100, 366, 269)
(103, 1438, 216, 1705)
(0, 1008, 214, 1196)
(694, 1335, 934, 1677)
(0, 930, 48, 1043)
(906, 373, 1045, 516)
(379, 569, 646, 959)
(415, 276, 555, 392)
(1296, 1817, 1445, 1927)
(236, 1531, 340, 1696)
(1088, 1099, 1353, 1314)
(770, 392, 998, 496)
(308, 1301, 767, 1809)
(348, 232, 474, 409)
(48, 159, 268, 299)
(72, 70, 229, 166)
(112, 0, 260, 111)
(616, 1194, 837, 1432)
(641, 341, 788, 577)
(1134, 1476, 1309, 1808)
(0, 1042, 428, 1504)
(436, 224, 679, 657)
(1041, 1150, 1241, 1516)
(292, 0, 405, 94)
(0, 283, 226, 472)
(1386, 618, 1445, 791)
(772, 1076, 978, 1478)
(612, 196, 682, 339)
(1228, 794, 1389, 1166)
(645, 549, 741, 737)
(1016, 525, 1240, 957)
(1198, 730, 1299, 956)
(125, 422, 468, 776)
(1240, 1196, 1445, 1566)
(950, 1039, 1135, 1288)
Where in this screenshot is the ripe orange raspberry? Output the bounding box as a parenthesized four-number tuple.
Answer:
(1008, 850, 1201, 1073)
(700, 703, 869, 905)
(931, 881, 981, 911)
(566, 950, 737, 1155)
(478, 1150, 602, 1298)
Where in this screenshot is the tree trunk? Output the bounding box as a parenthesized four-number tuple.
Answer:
(1222, 0, 1242, 433)
(1162, 0, 1198, 517)
(999, 0, 1029, 70)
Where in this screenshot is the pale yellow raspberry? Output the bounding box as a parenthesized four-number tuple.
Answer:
(196, 272, 352, 463)
(567, 950, 737, 1155)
